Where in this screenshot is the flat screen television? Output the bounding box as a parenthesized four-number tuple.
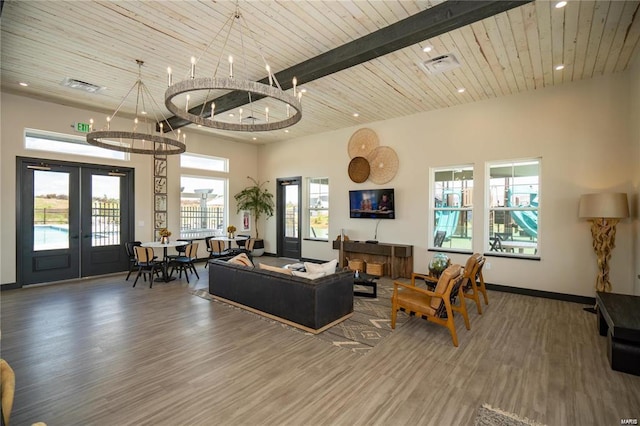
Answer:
(349, 188, 395, 219)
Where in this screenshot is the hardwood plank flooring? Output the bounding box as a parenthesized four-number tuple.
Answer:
(1, 258, 639, 425)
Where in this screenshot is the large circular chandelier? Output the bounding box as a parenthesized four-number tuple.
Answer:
(87, 60, 186, 155)
(164, 2, 302, 132)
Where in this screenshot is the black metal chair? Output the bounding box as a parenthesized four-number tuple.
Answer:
(433, 230, 446, 247)
(204, 238, 233, 268)
(133, 246, 161, 288)
(170, 243, 200, 283)
(124, 241, 142, 280)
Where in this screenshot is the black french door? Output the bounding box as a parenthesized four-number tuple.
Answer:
(17, 157, 134, 285)
(276, 177, 301, 259)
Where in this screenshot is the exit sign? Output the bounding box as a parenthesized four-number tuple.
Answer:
(75, 122, 91, 133)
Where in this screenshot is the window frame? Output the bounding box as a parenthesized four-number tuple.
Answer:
(307, 177, 329, 241)
(485, 158, 541, 259)
(24, 128, 128, 161)
(429, 165, 474, 253)
(180, 152, 228, 173)
(178, 173, 228, 239)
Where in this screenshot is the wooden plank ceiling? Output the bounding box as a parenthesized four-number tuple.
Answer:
(1, 0, 639, 145)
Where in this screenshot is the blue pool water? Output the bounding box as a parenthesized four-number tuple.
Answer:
(34, 225, 69, 250)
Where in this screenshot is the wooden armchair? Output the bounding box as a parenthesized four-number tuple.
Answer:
(391, 264, 470, 347)
(461, 253, 489, 314)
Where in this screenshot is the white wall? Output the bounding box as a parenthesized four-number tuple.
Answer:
(0, 92, 258, 285)
(631, 54, 640, 295)
(259, 70, 636, 297)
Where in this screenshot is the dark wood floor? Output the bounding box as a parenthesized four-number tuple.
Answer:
(1, 258, 639, 425)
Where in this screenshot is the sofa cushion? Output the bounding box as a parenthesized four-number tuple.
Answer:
(291, 270, 326, 280)
(259, 263, 293, 275)
(304, 259, 338, 276)
(228, 253, 254, 268)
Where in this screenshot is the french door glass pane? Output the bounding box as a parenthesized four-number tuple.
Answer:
(33, 170, 70, 251)
(92, 175, 121, 246)
(285, 185, 298, 238)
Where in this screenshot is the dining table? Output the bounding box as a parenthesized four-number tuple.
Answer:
(211, 236, 249, 252)
(141, 240, 189, 282)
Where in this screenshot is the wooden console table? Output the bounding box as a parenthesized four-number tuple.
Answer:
(333, 240, 413, 279)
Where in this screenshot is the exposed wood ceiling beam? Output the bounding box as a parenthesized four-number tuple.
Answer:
(163, 0, 533, 131)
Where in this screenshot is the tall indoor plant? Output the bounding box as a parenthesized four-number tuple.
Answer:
(234, 177, 274, 240)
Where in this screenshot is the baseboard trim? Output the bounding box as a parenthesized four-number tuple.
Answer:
(486, 282, 595, 305)
(1, 282, 21, 291)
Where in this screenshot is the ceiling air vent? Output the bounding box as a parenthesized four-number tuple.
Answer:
(61, 77, 106, 93)
(419, 54, 461, 74)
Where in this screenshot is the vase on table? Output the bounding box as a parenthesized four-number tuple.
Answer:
(160, 236, 169, 244)
(228, 232, 234, 239)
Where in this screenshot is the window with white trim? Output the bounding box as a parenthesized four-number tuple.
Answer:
(25, 129, 127, 160)
(308, 177, 329, 240)
(179, 175, 227, 239)
(431, 166, 474, 251)
(487, 159, 540, 257)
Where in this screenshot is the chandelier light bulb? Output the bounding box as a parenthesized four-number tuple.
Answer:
(106, 116, 111, 130)
(292, 77, 297, 96)
(265, 107, 269, 122)
(266, 65, 273, 86)
(167, 67, 172, 86)
(239, 108, 243, 122)
(190, 57, 196, 79)
(159, 122, 163, 133)
(211, 102, 215, 119)
(229, 55, 234, 78)
(89, 118, 94, 131)
(186, 94, 190, 112)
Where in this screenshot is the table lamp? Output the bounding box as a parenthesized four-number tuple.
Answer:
(578, 192, 629, 294)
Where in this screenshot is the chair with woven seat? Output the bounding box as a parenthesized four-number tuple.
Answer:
(204, 238, 234, 268)
(237, 238, 255, 260)
(391, 264, 470, 347)
(170, 242, 200, 283)
(461, 253, 489, 314)
(124, 241, 142, 281)
(133, 246, 161, 288)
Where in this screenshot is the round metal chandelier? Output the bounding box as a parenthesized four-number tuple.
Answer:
(87, 60, 186, 155)
(164, 2, 302, 132)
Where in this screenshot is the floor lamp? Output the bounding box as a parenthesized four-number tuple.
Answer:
(578, 192, 629, 312)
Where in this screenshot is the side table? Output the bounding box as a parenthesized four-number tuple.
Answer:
(354, 273, 378, 298)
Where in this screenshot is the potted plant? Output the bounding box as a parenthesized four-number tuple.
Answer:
(234, 177, 275, 255)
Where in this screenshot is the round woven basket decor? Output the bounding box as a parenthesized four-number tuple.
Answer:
(368, 146, 399, 184)
(348, 128, 379, 159)
(348, 156, 370, 183)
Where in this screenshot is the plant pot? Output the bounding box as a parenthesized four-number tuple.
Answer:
(252, 239, 265, 257)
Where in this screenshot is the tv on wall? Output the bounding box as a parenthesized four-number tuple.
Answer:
(349, 188, 395, 219)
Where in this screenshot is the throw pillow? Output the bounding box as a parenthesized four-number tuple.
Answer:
(227, 253, 254, 268)
(259, 263, 293, 275)
(304, 259, 338, 276)
(291, 270, 326, 280)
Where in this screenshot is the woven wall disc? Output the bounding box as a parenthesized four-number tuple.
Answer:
(368, 146, 399, 184)
(348, 128, 379, 159)
(348, 156, 370, 183)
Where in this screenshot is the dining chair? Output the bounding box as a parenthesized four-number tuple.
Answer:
(205, 238, 233, 268)
(460, 253, 487, 314)
(391, 264, 470, 347)
(1, 359, 15, 426)
(124, 241, 142, 281)
(170, 243, 200, 283)
(133, 246, 161, 288)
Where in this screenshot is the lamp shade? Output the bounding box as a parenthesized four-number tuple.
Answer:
(578, 192, 629, 219)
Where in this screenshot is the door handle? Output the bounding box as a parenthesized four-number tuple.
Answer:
(83, 234, 91, 239)
(71, 235, 79, 239)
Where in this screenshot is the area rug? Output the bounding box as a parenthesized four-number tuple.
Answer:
(190, 279, 408, 354)
(474, 404, 546, 426)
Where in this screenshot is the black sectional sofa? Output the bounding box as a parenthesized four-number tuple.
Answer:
(208, 259, 354, 333)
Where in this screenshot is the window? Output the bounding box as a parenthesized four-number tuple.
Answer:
(431, 166, 474, 251)
(25, 129, 127, 160)
(180, 175, 227, 239)
(308, 177, 329, 240)
(180, 152, 227, 172)
(487, 159, 540, 257)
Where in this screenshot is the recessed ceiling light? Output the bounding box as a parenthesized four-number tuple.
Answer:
(284, 129, 289, 133)
(300, 89, 307, 93)
(555, 64, 565, 70)
(555, 1, 567, 8)
(422, 45, 433, 53)
(197, 124, 202, 127)
(19, 82, 29, 87)
(353, 113, 359, 117)
(252, 137, 257, 140)
(228, 113, 235, 117)
(141, 111, 147, 115)
(457, 88, 466, 93)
